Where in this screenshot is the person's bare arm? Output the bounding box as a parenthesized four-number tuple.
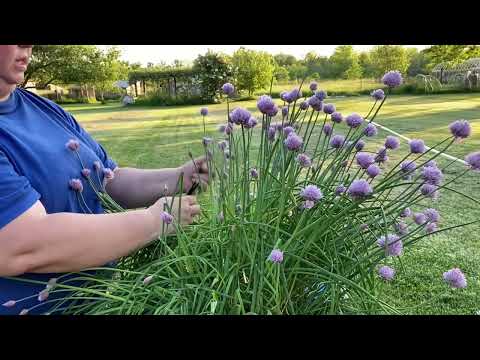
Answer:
(0, 195, 200, 277)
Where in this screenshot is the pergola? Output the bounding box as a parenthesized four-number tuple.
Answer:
(128, 68, 200, 97)
(431, 58, 480, 85)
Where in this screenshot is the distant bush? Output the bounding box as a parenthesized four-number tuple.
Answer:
(133, 93, 209, 107)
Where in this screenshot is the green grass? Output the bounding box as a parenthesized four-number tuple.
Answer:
(64, 93, 480, 315)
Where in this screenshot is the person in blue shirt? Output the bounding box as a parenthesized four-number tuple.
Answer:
(0, 45, 210, 315)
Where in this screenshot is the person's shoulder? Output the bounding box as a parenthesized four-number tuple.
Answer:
(15, 88, 73, 122)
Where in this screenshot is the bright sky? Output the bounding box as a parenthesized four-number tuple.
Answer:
(99, 45, 430, 66)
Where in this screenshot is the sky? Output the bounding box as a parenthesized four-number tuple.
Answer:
(99, 45, 430, 66)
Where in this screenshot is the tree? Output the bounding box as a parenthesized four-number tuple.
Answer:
(274, 53, 297, 67)
(274, 66, 289, 82)
(288, 64, 308, 81)
(329, 46, 361, 79)
(193, 50, 234, 101)
(232, 47, 275, 95)
(359, 52, 375, 78)
(369, 45, 409, 78)
(422, 45, 480, 69)
(407, 51, 430, 77)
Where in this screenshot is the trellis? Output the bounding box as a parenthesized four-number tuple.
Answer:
(128, 68, 201, 97)
(431, 58, 480, 86)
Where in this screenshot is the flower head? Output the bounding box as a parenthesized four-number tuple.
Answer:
(422, 166, 443, 185)
(200, 107, 208, 116)
(420, 183, 438, 198)
(449, 119, 471, 139)
(364, 123, 378, 137)
(335, 184, 346, 196)
(355, 140, 366, 152)
(375, 146, 389, 164)
(250, 168, 258, 179)
(409, 139, 425, 154)
(378, 266, 395, 281)
(400, 161, 416, 174)
(345, 113, 364, 128)
(323, 103, 335, 115)
(299, 101, 309, 110)
(331, 112, 343, 124)
(382, 71, 403, 88)
(222, 83, 235, 95)
(230, 107, 251, 126)
(400, 207, 412, 218)
(465, 152, 480, 171)
(143, 275, 154, 285)
(330, 135, 345, 149)
(302, 200, 315, 209)
(284, 133, 303, 151)
(245, 117, 258, 129)
(38, 289, 49, 302)
(413, 212, 427, 225)
(323, 123, 333, 136)
(348, 179, 373, 200)
(296, 153, 312, 168)
(377, 234, 403, 256)
(423, 208, 440, 223)
(395, 221, 409, 235)
(443, 268, 467, 288)
(66, 139, 80, 152)
(315, 90, 327, 101)
(308, 96, 323, 111)
(81, 168, 91, 178)
(282, 106, 289, 118)
(202, 137, 213, 147)
(160, 211, 173, 225)
(426, 222, 438, 233)
(103, 168, 115, 181)
(371, 89, 385, 101)
(93, 161, 102, 171)
(283, 126, 295, 137)
(366, 164, 381, 178)
(384, 136, 400, 150)
(269, 249, 284, 263)
(257, 95, 277, 115)
(69, 179, 83, 192)
(218, 140, 228, 152)
(268, 126, 276, 142)
(356, 152, 374, 169)
(309, 82, 318, 91)
(300, 185, 323, 202)
(2, 300, 16, 308)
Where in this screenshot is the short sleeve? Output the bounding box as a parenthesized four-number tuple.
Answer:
(0, 150, 41, 229)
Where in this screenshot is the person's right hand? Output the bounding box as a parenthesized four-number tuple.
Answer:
(147, 195, 201, 234)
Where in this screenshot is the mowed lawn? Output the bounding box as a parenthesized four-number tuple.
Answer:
(64, 93, 480, 315)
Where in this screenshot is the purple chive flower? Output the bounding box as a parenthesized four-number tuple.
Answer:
(202, 137, 213, 147)
(103, 168, 115, 181)
(422, 166, 443, 185)
(449, 120, 471, 139)
(425, 160, 437, 168)
(66, 139, 80, 151)
(400, 207, 412, 218)
(400, 161, 416, 174)
(303, 200, 315, 209)
(300, 185, 323, 202)
(395, 222, 409, 235)
(257, 95, 276, 115)
(377, 234, 403, 257)
(420, 183, 438, 198)
(331, 112, 343, 124)
(424, 208, 440, 223)
(218, 124, 227, 133)
(315, 90, 327, 101)
(355, 140, 366, 152)
(69, 179, 83, 192)
(290, 88, 302, 101)
(283, 126, 295, 137)
(308, 96, 323, 111)
(356, 152, 375, 169)
(284, 133, 303, 151)
(443, 268, 467, 289)
(268, 126, 276, 142)
(269, 249, 284, 263)
(382, 70, 403, 88)
(19, 309, 29, 316)
(46, 278, 57, 289)
(225, 123, 234, 135)
(200, 107, 208, 116)
(375, 146, 388, 164)
(38, 289, 49, 302)
(348, 179, 373, 200)
(371, 89, 385, 101)
(364, 123, 378, 137)
(160, 211, 173, 225)
(2, 300, 16, 308)
(250, 168, 258, 179)
(323, 123, 333, 136)
(413, 212, 427, 225)
(378, 266, 395, 281)
(335, 184, 346, 196)
(296, 153, 312, 168)
(222, 83, 234, 95)
(323, 103, 335, 115)
(230, 108, 251, 126)
(81, 168, 91, 178)
(367, 164, 381, 178)
(275, 123, 284, 131)
(299, 101, 309, 110)
(218, 140, 228, 152)
(268, 105, 279, 117)
(426, 222, 438, 233)
(385, 136, 400, 150)
(465, 152, 480, 171)
(93, 161, 102, 171)
(345, 113, 364, 128)
(409, 139, 426, 154)
(143, 275, 154, 285)
(309, 82, 318, 91)
(282, 106, 289, 118)
(280, 91, 288, 102)
(245, 117, 258, 129)
(330, 135, 345, 149)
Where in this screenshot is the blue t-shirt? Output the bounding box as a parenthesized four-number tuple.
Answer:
(0, 88, 117, 315)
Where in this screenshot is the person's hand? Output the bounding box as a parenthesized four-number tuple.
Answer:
(178, 156, 210, 194)
(148, 195, 201, 234)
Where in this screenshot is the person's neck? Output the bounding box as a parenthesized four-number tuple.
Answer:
(0, 82, 16, 102)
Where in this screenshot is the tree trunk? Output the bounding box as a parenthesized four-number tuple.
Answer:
(173, 77, 177, 98)
(142, 81, 146, 95)
(134, 82, 138, 97)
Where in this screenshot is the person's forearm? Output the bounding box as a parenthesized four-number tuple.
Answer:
(4, 209, 161, 275)
(106, 167, 182, 209)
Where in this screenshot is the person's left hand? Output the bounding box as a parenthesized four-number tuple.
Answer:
(178, 156, 210, 194)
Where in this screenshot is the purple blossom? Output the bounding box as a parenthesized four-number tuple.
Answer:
(335, 184, 346, 196)
(409, 139, 426, 154)
(245, 117, 258, 129)
(250, 168, 258, 179)
(345, 113, 364, 128)
(422, 166, 443, 185)
(160, 211, 173, 225)
(323, 103, 335, 115)
(93, 161, 102, 171)
(356, 152, 375, 169)
(268, 126, 276, 142)
(371, 89, 385, 101)
(400, 208, 412, 218)
(364, 123, 378, 137)
(269, 249, 284, 263)
(218, 140, 228, 152)
(366, 164, 381, 178)
(382, 71, 403, 88)
(282, 106, 289, 118)
(2, 300, 16, 308)
(103, 168, 115, 181)
(143, 275, 154, 285)
(283, 126, 295, 137)
(385, 136, 400, 150)
(323, 123, 333, 136)
(299, 101, 309, 110)
(420, 183, 438, 198)
(289, 88, 302, 101)
(308, 96, 323, 111)
(425, 160, 437, 168)
(66, 139, 80, 152)
(268, 105, 279, 117)
(465, 152, 480, 171)
(375, 146, 389, 164)
(300, 185, 323, 202)
(69, 179, 83, 192)
(230, 108, 251, 126)
(331, 112, 343, 124)
(423, 208, 440, 223)
(222, 83, 235, 95)
(413, 212, 427, 225)
(280, 91, 288, 102)
(19, 309, 29, 315)
(395, 222, 409, 235)
(202, 137, 213, 146)
(297, 153, 312, 168)
(38, 289, 49, 302)
(309, 82, 318, 91)
(443, 268, 467, 289)
(378, 266, 395, 281)
(225, 124, 233, 135)
(355, 140, 366, 152)
(377, 234, 403, 256)
(81, 168, 91, 178)
(315, 90, 327, 101)
(347, 179, 373, 200)
(302, 200, 315, 209)
(449, 119, 471, 139)
(426, 222, 438, 233)
(284, 133, 303, 151)
(400, 161, 416, 174)
(257, 95, 277, 115)
(330, 135, 345, 149)
(200, 107, 208, 116)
